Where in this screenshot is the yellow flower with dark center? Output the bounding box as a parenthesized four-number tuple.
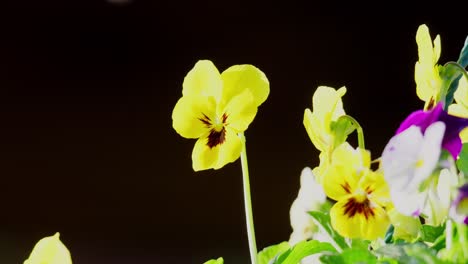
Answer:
(172, 60, 269, 171)
(323, 143, 391, 240)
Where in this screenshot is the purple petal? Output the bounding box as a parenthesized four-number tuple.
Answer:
(396, 104, 443, 134)
(396, 103, 468, 158)
(439, 112, 468, 158)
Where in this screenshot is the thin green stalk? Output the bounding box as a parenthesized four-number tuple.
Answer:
(239, 132, 258, 264)
(446, 219, 453, 251)
(342, 115, 365, 149)
(457, 222, 468, 259)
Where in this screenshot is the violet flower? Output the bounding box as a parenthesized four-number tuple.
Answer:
(450, 184, 468, 225)
(397, 103, 468, 159)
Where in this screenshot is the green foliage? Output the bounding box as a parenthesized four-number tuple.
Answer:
(330, 116, 356, 149)
(457, 143, 468, 178)
(420, 224, 446, 243)
(457, 35, 468, 68)
(203, 257, 224, 264)
(308, 211, 349, 251)
(257, 242, 290, 264)
(375, 243, 451, 264)
(320, 248, 377, 264)
(272, 240, 336, 264)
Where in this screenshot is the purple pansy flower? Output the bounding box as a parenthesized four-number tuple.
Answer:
(450, 184, 468, 225)
(397, 103, 468, 158)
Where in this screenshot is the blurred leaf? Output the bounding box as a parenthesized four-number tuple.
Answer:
(350, 238, 370, 250)
(319, 248, 377, 264)
(203, 257, 224, 264)
(420, 224, 445, 243)
(257, 242, 290, 264)
(458, 35, 468, 68)
(375, 243, 450, 264)
(273, 240, 336, 264)
(457, 144, 468, 178)
(308, 211, 349, 251)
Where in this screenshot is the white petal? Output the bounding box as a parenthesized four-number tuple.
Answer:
(413, 122, 445, 186)
(382, 126, 423, 191)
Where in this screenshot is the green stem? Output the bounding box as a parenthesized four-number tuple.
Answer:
(239, 133, 258, 264)
(457, 222, 468, 259)
(446, 219, 453, 251)
(342, 115, 365, 149)
(445, 61, 468, 82)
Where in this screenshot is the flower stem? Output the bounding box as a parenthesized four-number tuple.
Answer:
(457, 222, 468, 259)
(342, 115, 365, 149)
(445, 219, 453, 251)
(239, 132, 258, 264)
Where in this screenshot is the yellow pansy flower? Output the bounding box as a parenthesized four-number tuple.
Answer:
(172, 60, 269, 171)
(448, 76, 468, 142)
(323, 143, 390, 240)
(303, 86, 347, 155)
(415, 24, 442, 108)
(24, 233, 72, 264)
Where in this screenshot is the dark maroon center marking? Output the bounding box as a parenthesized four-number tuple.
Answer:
(343, 197, 375, 220)
(341, 182, 351, 194)
(207, 127, 226, 148)
(199, 112, 229, 149)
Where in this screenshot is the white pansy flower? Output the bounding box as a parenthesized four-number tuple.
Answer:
(382, 122, 445, 215)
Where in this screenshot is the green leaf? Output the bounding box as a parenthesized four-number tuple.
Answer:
(350, 238, 370, 250)
(319, 248, 377, 264)
(308, 211, 349, 251)
(375, 243, 451, 264)
(384, 225, 395, 243)
(403, 243, 449, 264)
(331, 116, 356, 149)
(273, 240, 336, 264)
(203, 257, 224, 264)
(457, 143, 468, 177)
(441, 63, 464, 108)
(458, 35, 468, 68)
(257, 242, 290, 264)
(420, 224, 445, 243)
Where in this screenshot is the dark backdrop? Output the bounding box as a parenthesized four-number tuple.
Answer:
(0, 1, 466, 263)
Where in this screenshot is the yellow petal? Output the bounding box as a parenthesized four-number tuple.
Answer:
(415, 24, 442, 103)
(359, 171, 391, 208)
(172, 95, 216, 139)
(182, 60, 223, 100)
(221, 89, 258, 132)
(304, 108, 328, 153)
(416, 24, 434, 66)
(323, 143, 371, 201)
(330, 198, 390, 240)
(304, 86, 346, 153)
(24, 233, 72, 264)
(312, 86, 346, 120)
(220, 64, 269, 107)
(454, 76, 468, 109)
(433, 35, 441, 64)
(192, 128, 242, 171)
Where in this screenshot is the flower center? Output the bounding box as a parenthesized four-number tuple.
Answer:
(199, 113, 229, 149)
(343, 197, 375, 220)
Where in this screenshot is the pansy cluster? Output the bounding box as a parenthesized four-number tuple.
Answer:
(18, 24, 467, 264)
(189, 24, 468, 264)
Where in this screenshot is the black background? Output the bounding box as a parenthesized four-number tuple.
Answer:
(0, 1, 466, 263)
